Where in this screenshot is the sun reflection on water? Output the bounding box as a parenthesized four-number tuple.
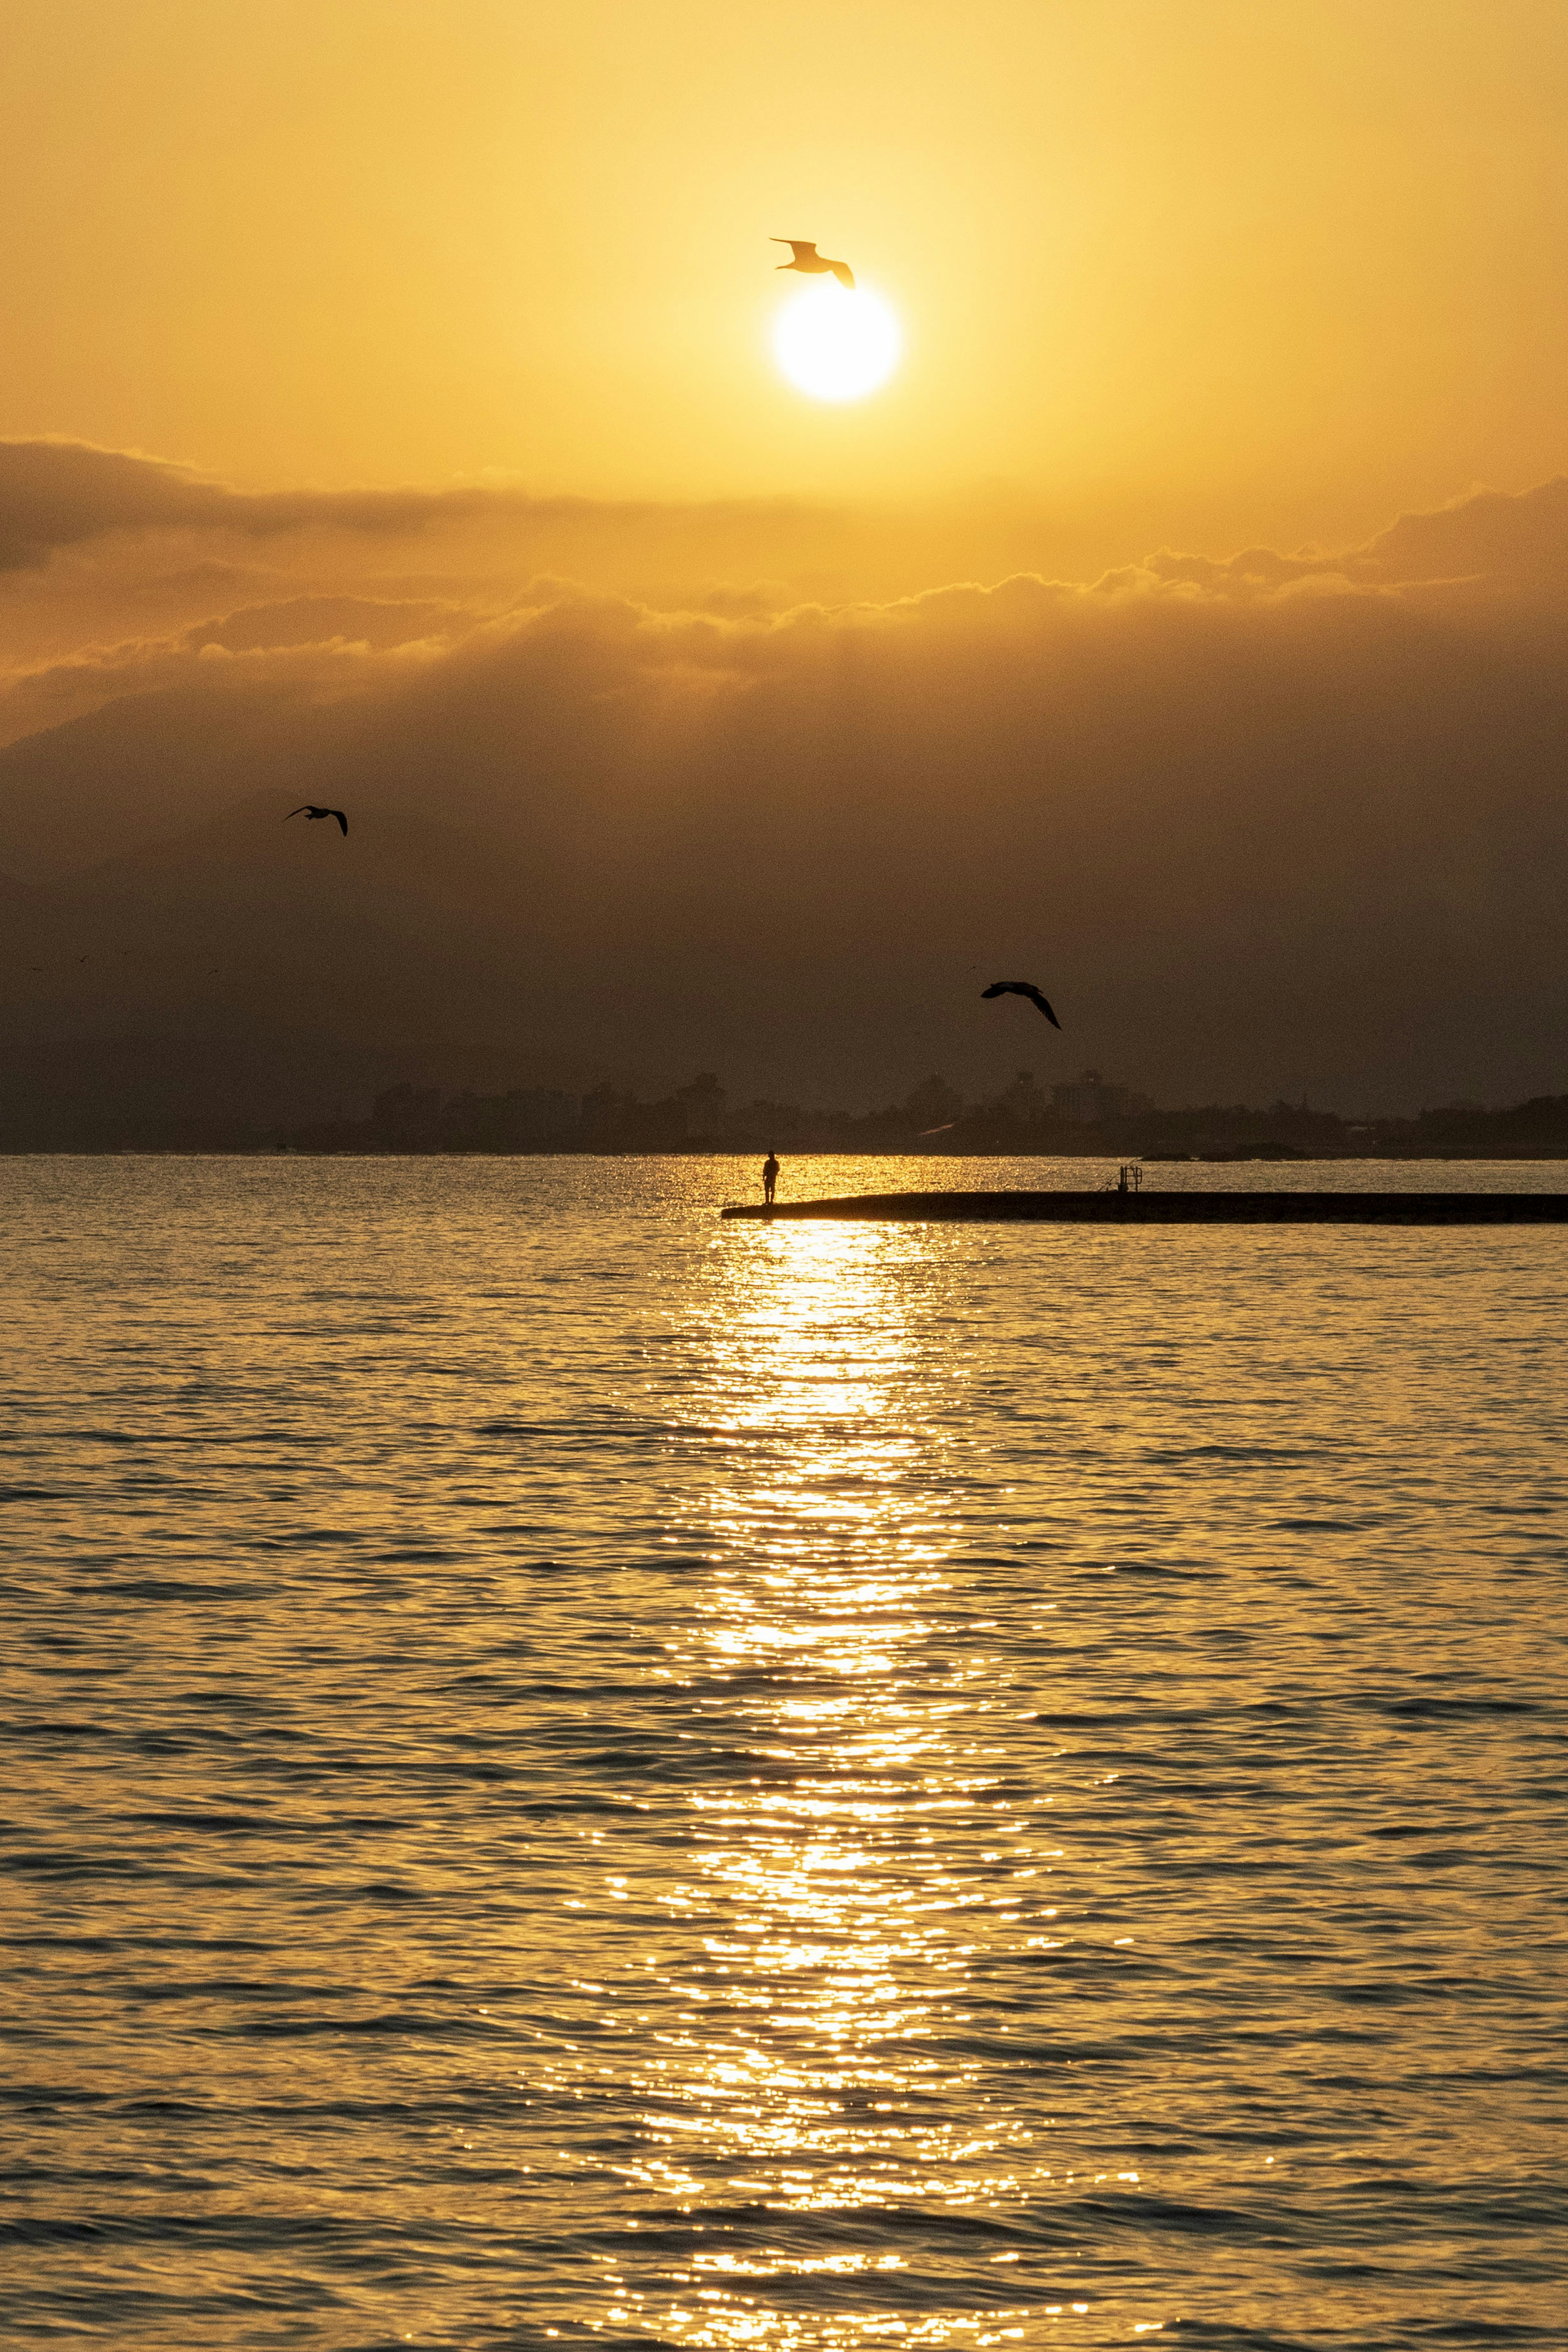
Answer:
(602, 1222, 1068, 2345)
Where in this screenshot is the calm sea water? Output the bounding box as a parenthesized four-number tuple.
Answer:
(4, 1156, 1564, 2351)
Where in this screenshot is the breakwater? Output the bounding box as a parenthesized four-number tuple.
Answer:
(724, 1189, 1568, 1223)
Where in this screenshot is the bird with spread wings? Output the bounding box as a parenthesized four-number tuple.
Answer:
(285, 805, 348, 836)
(772, 239, 855, 290)
(981, 980, 1061, 1029)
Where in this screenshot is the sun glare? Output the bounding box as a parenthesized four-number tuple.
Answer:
(772, 283, 901, 403)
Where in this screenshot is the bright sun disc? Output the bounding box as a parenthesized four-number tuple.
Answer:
(773, 283, 901, 402)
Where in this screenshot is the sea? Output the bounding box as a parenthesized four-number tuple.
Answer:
(4, 1154, 1564, 2351)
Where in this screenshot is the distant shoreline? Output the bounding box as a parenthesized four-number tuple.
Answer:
(8, 1072, 1566, 1159)
(7, 1146, 1568, 1163)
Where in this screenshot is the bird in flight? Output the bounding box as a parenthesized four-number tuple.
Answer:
(982, 980, 1062, 1029)
(772, 239, 855, 290)
(285, 805, 348, 835)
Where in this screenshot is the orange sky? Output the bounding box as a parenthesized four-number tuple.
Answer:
(5, 0, 1568, 555)
(4, 2, 1568, 1120)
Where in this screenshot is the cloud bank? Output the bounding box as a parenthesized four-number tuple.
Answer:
(0, 436, 632, 569)
(2, 445, 1566, 1119)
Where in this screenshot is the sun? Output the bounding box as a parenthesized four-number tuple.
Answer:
(772, 283, 901, 402)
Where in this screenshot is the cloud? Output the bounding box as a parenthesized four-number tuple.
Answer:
(1137, 476, 1568, 601)
(186, 595, 465, 655)
(0, 436, 558, 569)
(0, 436, 853, 579)
(13, 434, 1568, 602)
(2, 456, 1566, 1117)
(1356, 476, 1568, 589)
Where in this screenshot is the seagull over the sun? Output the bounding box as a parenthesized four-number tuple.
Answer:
(285, 805, 348, 836)
(772, 238, 855, 290)
(982, 980, 1062, 1029)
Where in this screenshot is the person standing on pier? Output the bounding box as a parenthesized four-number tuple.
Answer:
(762, 1151, 780, 1206)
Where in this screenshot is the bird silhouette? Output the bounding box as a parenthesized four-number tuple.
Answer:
(772, 239, 855, 290)
(285, 805, 348, 835)
(982, 980, 1062, 1029)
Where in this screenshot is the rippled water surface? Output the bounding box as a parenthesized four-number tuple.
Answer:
(4, 1155, 1565, 2350)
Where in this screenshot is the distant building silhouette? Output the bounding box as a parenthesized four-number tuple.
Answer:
(1050, 1068, 1153, 1125)
(904, 1074, 964, 1131)
(15, 1046, 1568, 1158)
(370, 1081, 578, 1148)
(675, 1072, 728, 1140)
(998, 1069, 1048, 1123)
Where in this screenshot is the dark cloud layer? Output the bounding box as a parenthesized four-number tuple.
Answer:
(0, 436, 845, 580)
(2, 454, 1566, 1120)
(0, 437, 497, 568)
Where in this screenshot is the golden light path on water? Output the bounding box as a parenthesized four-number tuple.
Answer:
(577, 1220, 1104, 2346)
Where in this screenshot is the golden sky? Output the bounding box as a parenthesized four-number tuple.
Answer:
(5, 0, 1568, 554)
(3, 2, 1568, 1120)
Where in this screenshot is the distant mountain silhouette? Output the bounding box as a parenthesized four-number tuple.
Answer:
(0, 684, 308, 881)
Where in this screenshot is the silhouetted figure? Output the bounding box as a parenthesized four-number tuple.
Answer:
(982, 980, 1061, 1029)
(772, 239, 855, 290)
(763, 1151, 780, 1205)
(285, 805, 348, 836)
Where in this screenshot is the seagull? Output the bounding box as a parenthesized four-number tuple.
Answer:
(772, 239, 855, 290)
(982, 980, 1062, 1029)
(285, 805, 348, 836)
